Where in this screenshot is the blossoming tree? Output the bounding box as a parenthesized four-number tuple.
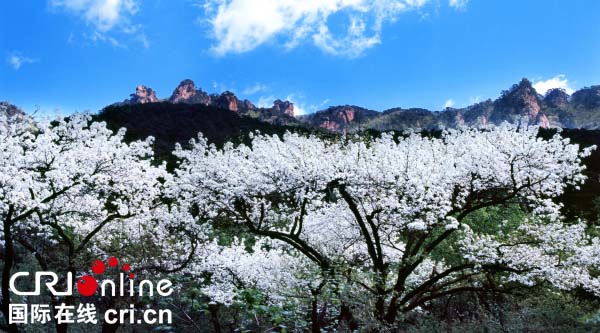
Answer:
(173, 125, 600, 330)
(0, 114, 167, 332)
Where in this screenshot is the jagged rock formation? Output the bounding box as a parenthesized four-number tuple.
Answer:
(571, 85, 600, 109)
(491, 78, 545, 126)
(121, 85, 159, 105)
(304, 79, 563, 131)
(561, 85, 600, 128)
(114, 79, 292, 121)
(300, 105, 378, 132)
(121, 79, 261, 113)
(242, 99, 256, 111)
(544, 88, 569, 108)
(272, 100, 294, 117)
(107, 78, 600, 133)
(169, 79, 211, 105)
(214, 91, 239, 112)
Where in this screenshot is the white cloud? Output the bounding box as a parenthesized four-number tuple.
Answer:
(243, 83, 268, 95)
(257, 95, 276, 108)
(308, 98, 330, 112)
(256, 94, 309, 115)
(444, 99, 454, 108)
(7, 52, 37, 70)
(85, 30, 125, 48)
(137, 33, 150, 49)
(312, 16, 381, 58)
(533, 75, 575, 95)
(203, 0, 431, 57)
(294, 105, 307, 115)
(51, 0, 139, 32)
(52, 0, 148, 48)
(449, 0, 468, 9)
(212, 81, 235, 93)
(284, 94, 307, 115)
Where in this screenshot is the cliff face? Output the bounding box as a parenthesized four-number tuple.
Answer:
(272, 100, 294, 117)
(113, 79, 294, 121)
(169, 79, 211, 105)
(122, 85, 159, 105)
(491, 78, 545, 126)
(242, 99, 256, 111)
(544, 88, 569, 108)
(214, 91, 239, 112)
(300, 105, 378, 132)
(168, 80, 261, 113)
(571, 85, 600, 109)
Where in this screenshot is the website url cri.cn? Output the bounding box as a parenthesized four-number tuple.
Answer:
(105, 306, 172, 325)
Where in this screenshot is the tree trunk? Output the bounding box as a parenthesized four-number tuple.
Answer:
(339, 304, 358, 331)
(384, 298, 400, 324)
(374, 293, 388, 321)
(310, 298, 320, 333)
(1, 206, 18, 333)
(208, 304, 221, 333)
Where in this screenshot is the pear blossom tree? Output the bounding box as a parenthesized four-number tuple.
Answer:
(0, 114, 168, 332)
(150, 186, 323, 331)
(3, 111, 598, 331)
(173, 125, 600, 330)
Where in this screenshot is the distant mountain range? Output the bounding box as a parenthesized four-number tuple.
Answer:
(114, 79, 297, 126)
(3, 78, 600, 133)
(7, 79, 600, 133)
(109, 78, 600, 133)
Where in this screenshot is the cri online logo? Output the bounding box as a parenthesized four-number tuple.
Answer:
(10, 257, 173, 297)
(77, 256, 133, 297)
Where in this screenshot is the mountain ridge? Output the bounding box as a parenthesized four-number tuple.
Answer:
(110, 78, 600, 132)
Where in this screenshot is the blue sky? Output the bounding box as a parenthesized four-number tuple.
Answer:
(1, 0, 599, 115)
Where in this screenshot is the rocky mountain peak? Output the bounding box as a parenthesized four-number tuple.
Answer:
(493, 78, 542, 124)
(242, 99, 256, 110)
(123, 85, 159, 105)
(302, 105, 378, 132)
(272, 99, 294, 117)
(215, 91, 239, 112)
(571, 85, 600, 109)
(544, 88, 569, 108)
(169, 79, 211, 105)
(170, 79, 196, 102)
(511, 78, 540, 104)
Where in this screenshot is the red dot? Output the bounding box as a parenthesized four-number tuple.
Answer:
(91, 260, 105, 275)
(122, 264, 131, 272)
(108, 257, 118, 267)
(129, 273, 135, 279)
(76, 275, 98, 297)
